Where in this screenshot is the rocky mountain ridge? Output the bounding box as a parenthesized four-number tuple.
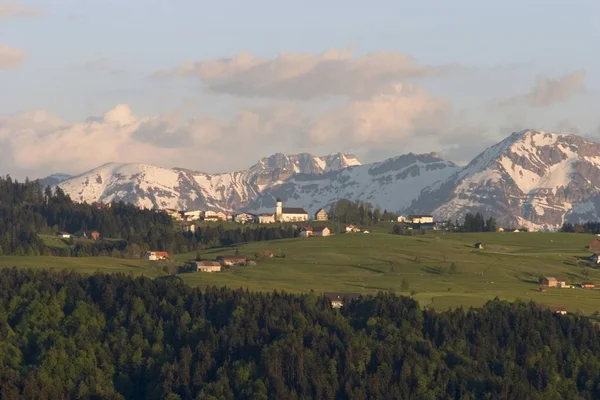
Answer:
(51, 131, 600, 229)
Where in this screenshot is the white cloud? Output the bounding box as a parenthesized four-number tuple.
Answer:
(497, 71, 586, 108)
(154, 47, 460, 99)
(0, 2, 42, 18)
(0, 44, 28, 69)
(0, 90, 476, 178)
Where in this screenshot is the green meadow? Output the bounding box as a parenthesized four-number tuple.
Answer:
(3, 231, 600, 314)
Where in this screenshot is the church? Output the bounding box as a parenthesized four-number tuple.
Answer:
(275, 199, 308, 222)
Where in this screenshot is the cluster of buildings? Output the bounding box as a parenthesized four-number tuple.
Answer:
(397, 214, 448, 231)
(55, 230, 101, 240)
(168, 199, 329, 226)
(540, 276, 595, 289)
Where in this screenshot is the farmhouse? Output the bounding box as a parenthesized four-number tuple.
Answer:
(234, 213, 256, 224)
(73, 230, 100, 240)
(275, 199, 308, 222)
(300, 226, 313, 237)
(165, 209, 183, 221)
(345, 224, 361, 233)
(258, 213, 276, 224)
(324, 292, 361, 308)
(183, 210, 202, 221)
(540, 276, 558, 287)
(551, 306, 568, 315)
(56, 232, 71, 239)
(313, 226, 331, 237)
(144, 251, 170, 261)
(407, 215, 434, 224)
(581, 282, 595, 289)
(314, 208, 328, 221)
(189, 261, 221, 272)
(216, 255, 247, 266)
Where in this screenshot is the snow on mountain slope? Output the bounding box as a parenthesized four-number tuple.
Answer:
(56, 152, 361, 210)
(245, 153, 459, 215)
(410, 130, 600, 229)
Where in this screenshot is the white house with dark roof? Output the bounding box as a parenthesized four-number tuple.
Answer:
(275, 199, 308, 222)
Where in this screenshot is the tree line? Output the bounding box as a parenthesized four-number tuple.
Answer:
(560, 222, 600, 234)
(1, 268, 600, 399)
(327, 199, 396, 226)
(0, 176, 298, 257)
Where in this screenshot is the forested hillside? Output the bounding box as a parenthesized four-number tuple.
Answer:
(0, 176, 298, 257)
(1, 269, 600, 399)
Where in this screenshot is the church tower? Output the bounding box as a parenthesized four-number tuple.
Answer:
(275, 198, 283, 222)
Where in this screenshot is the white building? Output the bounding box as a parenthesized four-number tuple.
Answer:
(190, 261, 222, 272)
(407, 215, 434, 224)
(234, 213, 256, 224)
(143, 251, 170, 261)
(259, 213, 276, 224)
(56, 232, 71, 239)
(183, 210, 202, 221)
(275, 199, 308, 222)
(313, 226, 331, 237)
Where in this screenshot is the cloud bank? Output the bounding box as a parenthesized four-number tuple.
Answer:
(0, 44, 27, 69)
(154, 48, 460, 99)
(0, 2, 42, 18)
(0, 89, 472, 178)
(498, 71, 586, 108)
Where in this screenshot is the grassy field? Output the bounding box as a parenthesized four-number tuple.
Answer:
(4, 231, 600, 314)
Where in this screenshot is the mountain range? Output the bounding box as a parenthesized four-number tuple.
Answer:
(47, 130, 600, 229)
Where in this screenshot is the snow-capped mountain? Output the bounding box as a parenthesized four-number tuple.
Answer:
(55, 152, 361, 211)
(37, 173, 72, 187)
(410, 130, 600, 229)
(247, 152, 459, 214)
(53, 130, 600, 229)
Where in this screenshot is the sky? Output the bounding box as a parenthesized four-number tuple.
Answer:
(1, 0, 599, 179)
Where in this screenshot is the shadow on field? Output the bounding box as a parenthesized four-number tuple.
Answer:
(350, 264, 384, 274)
(422, 266, 443, 275)
(346, 283, 395, 292)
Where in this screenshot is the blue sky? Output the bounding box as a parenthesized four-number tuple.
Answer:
(1, 0, 599, 178)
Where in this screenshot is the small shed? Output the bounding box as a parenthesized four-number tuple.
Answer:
(540, 276, 558, 287)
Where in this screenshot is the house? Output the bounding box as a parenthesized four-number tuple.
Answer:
(165, 209, 183, 221)
(215, 211, 227, 221)
(397, 216, 407, 223)
(556, 279, 568, 288)
(216, 255, 248, 266)
(540, 276, 558, 287)
(258, 213, 276, 224)
(73, 230, 101, 240)
(300, 226, 313, 237)
(183, 210, 202, 221)
(314, 208, 328, 221)
(345, 224, 361, 233)
(497, 227, 505, 232)
(275, 199, 308, 222)
(474, 242, 484, 249)
(324, 292, 361, 308)
(589, 239, 600, 250)
(144, 251, 170, 261)
(551, 306, 567, 315)
(313, 226, 330, 237)
(407, 215, 434, 224)
(189, 261, 222, 272)
(581, 282, 595, 289)
(234, 213, 256, 224)
(56, 231, 71, 239)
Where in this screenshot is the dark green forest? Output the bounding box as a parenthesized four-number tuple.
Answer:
(0, 176, 297, 257)
(1, 268, 600, 399)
